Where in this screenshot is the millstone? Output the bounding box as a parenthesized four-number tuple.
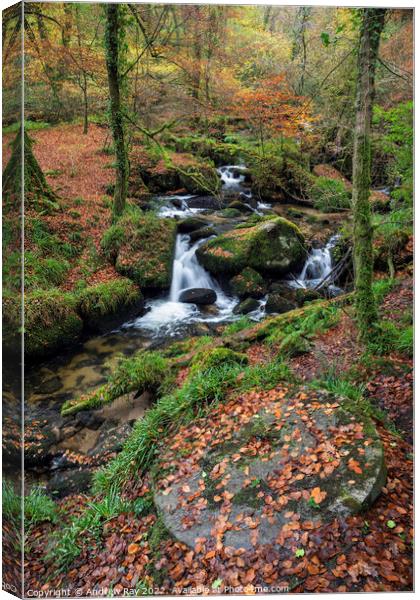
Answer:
(154, 386, 386, 552)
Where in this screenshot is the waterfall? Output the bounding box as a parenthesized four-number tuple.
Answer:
(291, 235, 341, 291)
(217, 165, 248, 190)
(131, 234, 237, 336)
(170, 235, 219, 301)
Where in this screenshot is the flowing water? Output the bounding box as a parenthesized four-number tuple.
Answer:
(127, 234, 238, 337)
(290, 235, 342, 295)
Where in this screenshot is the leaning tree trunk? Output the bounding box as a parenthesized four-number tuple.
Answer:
(2, 127, 58, 211)
(352, 8, 386, 342)
(105, 3, 128, 218)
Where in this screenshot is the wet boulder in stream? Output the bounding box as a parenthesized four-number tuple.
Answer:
(196, 217, 306, 277)
(179, 288, 217, 305)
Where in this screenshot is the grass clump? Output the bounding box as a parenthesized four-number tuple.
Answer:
(239, 359, 293, 391)
(51, 487, 129, 571)
(3, 482, 58, 539)
(190, 347, 248, 376)
(223, 316, 253, 337)
(61, 350, 168, 415)
(93, 362, 242, 494)
(265, 303, 340, 351)
(76, 278, 142, 324)
(367, 321, 413, 358)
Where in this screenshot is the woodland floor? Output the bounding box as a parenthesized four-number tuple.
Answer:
(22, 278, 413, 594)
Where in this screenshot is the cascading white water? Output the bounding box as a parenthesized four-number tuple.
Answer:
(170, 235, 220, 301)
(129, 234, 237, 336)
(217, 165, 248, 190)
(291, 235, 341, 291)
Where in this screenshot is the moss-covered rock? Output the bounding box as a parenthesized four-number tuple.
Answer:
(233, 297, 260, 315)
(196, 217, 306, 277)
(265, 293, 296, 314)
(76, 278, 143, 332)
(190, 347, 248, 376)
(24, 289, 83, 360)
(229, 267, 267, 299)
(189, 226, 216, 242)
(102, 209, 176, 290)
(131, 150, 220, 195)
(177, 216, 208, 233)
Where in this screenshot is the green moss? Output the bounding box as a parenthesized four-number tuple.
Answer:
(229, 267, 267, 299)
(24, 289, 83, 359)
(76, 278, 142, 325)
(196, 217, 305, 276)
(220, 208, 242, 218)
(190, 347, 248, 376)
(61, 350, 168, 415)
(102, 208, 176, 289)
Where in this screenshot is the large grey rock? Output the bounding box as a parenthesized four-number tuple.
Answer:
(154, 387, 386, 553)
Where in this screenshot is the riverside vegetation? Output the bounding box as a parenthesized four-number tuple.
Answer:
(2, 3, 413, 595)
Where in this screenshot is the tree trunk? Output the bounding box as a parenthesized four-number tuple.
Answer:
(352, 8, 386, 342)
(105, 3, 128, 218)
(82, 78, 89, 134)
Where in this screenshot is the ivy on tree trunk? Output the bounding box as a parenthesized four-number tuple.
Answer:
(352, 8, 386, 342)
(105, 3, 128, 218)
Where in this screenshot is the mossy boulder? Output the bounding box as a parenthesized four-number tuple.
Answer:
(133, 151, 221, 195)
(265, 293, 296, 314)
(229, 267, 267, 299)
(233, 297, 260, 315)
(189, 226, 216, 242)
(24, 290, 83, 360)
(196, 217, 306, 277)
(190, 347, 248, 376)
(177, 216, 208, 233)
(154, 386, 386, 554)
(76, 278, 144, 332)
(227, 200, 253, 213)
(102, 209, 176, 290)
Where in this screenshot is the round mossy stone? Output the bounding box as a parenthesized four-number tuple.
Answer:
(153, 386, 386, 553)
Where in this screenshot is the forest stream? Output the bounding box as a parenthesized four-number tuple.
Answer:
(5, 165, 343, 495)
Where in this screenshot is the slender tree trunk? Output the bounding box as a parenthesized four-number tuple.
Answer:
(82, 78, 89, 134)
(352, 8, 386, 341)
(105, 3, 128, 218)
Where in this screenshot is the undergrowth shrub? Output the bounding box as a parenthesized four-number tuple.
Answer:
(311, 177, 351, 212)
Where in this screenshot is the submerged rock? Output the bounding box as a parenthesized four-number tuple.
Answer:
(196, 217, 306, 277)
(179, 288, 217, 305)
(153, 386, 386, 554)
